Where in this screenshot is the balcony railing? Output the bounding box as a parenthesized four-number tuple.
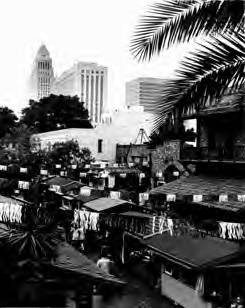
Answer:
(180, 145, 245, 162)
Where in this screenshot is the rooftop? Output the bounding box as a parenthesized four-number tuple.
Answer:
(142, 233, 242, 269)
(53, 243, 124, 285)
(82, 197, 132, 213)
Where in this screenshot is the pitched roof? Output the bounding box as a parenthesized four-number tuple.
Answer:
(142, 233, 241, 269)
(82, 197, 132, 213)
(120, 211, 153, 219)
(151, 175, 245, 196)
(44, 176, 78, 187)
(53, 243, 124, 285)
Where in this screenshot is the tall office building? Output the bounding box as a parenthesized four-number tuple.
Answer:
(53, 62, 108, 124)
(126, 77, 166, 113)
(29, 44, 54, 100)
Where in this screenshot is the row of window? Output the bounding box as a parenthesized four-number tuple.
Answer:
(38, 61, 51, 70)
(81, 70, 104, 75)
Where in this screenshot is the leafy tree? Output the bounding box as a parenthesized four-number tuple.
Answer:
(0, 124, 36, 166)
(131, 0, 245, 131)
(0, 106, 18, 138)
(21, 94, 92, 132)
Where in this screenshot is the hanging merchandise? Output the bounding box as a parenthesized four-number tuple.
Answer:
(219, 194, 228, 202)
(72, 209, 99, 233)
(139, 193, 149, 205)
(193, 195, 203, 202)
(110, 191, 121, 200)
(18, 181, 30, 190)
(20, 167, 28, 174)
(158, 216, 167, 233)
(218, 221, 245, 240)
(55, 164, 61, 169)
(40, 169, 48, 175)
(152, 216, 156, 234)
(108, 175, 115, 188)
(0, 165, 7, 171)
(238, 195, 245, 202)
(167, 218, 174, 236)
(50, 185, 61, 193)
(139, 173, 146, 185)
(80, 187, 91, 196)
(119, 173, 127, 178)
(0, 202, 22, 223)
(166, 194, 176, 202)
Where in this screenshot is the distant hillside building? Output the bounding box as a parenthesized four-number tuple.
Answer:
(126, 77, 166, 112)
(29, 44, 54, 101)
(53, 62, 108, 124)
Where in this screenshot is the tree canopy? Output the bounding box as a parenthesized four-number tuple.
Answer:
(0, 106, 18, 138)
(131, 0, 245, 132)
(21, 94, 92, 133)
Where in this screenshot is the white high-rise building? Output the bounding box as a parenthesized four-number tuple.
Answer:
(126, 77, 166, 113)
(53, 62, 108, 124)
(29, 45, 54, 101)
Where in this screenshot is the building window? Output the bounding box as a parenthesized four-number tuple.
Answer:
(98, 139, 103, 153)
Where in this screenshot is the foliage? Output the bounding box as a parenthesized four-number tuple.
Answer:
(131, 0, 245, 132)
(0, 124, 36, 161)
(42, 140, 93, 168)
(0, 106, 18, 138)
(21, 94, 92, 133)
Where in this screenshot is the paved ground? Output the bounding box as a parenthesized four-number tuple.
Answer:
(99, 272, 177, 308)
(89, 252, 176, 308)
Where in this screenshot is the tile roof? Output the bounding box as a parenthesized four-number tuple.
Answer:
(151, 175, 245, 196)
(142, 233, 241, 269)
(53, 243, 124, 285)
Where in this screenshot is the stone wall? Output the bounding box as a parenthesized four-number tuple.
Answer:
(151, 140, 184, 174)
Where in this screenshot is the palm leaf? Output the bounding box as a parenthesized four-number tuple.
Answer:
(151, 30, 245, 131)
(131, 0, 244, 61)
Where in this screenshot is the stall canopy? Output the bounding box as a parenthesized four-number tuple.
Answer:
(82, 197, 133, 213)
(150, 175, 245, 212)
(142, 233, 243, 270)
(53, 243, 125, 285)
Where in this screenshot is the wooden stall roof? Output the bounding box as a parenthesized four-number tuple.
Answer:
(53, 243, 125, 285)
(82, 197, 133, 213)
(142, 233, 242, 270)
(151, 175, 245, 196)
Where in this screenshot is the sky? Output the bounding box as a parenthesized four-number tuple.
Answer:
(0, 0, 191, 115)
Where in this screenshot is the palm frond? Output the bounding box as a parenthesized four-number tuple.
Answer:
(151, 30, 245, 131)
(131, 0, 244, 61)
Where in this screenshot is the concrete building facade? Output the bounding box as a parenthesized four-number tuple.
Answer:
(31, 107, 153, 162)
(29, 45, 54, 101)
(126, 77, 166, 113)
(53, 62, 108, 124)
